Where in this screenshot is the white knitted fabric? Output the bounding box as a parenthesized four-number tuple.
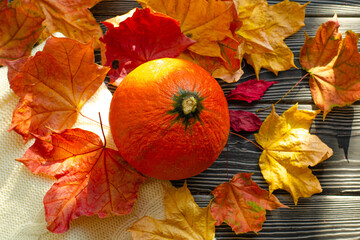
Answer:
(0, 35, 170, 240)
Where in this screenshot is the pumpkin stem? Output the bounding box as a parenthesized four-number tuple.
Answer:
(167, 89, 204, 130)
(182, 96, 197, 115)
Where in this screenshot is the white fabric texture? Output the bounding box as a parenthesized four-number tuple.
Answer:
(0, 36, 170, 240)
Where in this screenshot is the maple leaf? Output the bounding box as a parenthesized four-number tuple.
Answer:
(214, 35, 244, 82)
(128, 183, 216, 240)
(11, 0, 103, 48)
(177, 8, 245, 83)
(299, 15, 360, 119)
(137, 0, 235, 59)
(17, 128, 147, 233)
(226, 79, 277, 102)
(236, 0, 308, 78)
(100, 8, 195, 86)
(98, 9, 138, 66)
(4, 53, 28, 81)
(211, 173, 287, 234)
(234, 0, 272, 55)
(8, 37, 109, 142)
(254, 104, 333, 204)
(0, 0, 44, 65)
(244, 39, 297, 79)
(179, 33, 245, 83)
(229, 110, 262, 132)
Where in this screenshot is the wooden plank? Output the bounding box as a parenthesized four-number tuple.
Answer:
(90, 0, 360, 17)
(91, 0, 141, 15)
(227, 103, 360, 136)
(172, 133, 360, 195)
(270, 0, 360, 17)
(94, 15, 360, 49)
(193, 194, 360, 239)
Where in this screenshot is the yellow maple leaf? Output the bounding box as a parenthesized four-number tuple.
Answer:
(254, 104, 333, 204)
(234, 0, 272, 54)
(137, 0, 234, 59)
(245, 39, 295, 78)
(128, 183, 216, 240)
(235, 0, 308, 78)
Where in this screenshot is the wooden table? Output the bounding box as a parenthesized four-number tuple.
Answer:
(91, 1, 360, 239)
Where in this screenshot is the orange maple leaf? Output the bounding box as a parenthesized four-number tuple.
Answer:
(17, 128, 147, 233)
(8, 37, 109, 142)
(299, 15, 360, 118)
(176, 5, 244, 83)
(179, 33, 245, 83)
(11, 0, 103, 48)
(0, 0, 44, 65)
(211, 173, 287, 234)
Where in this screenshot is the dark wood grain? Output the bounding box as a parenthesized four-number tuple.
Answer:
(194, 195, 360, 239)
(174, 133, 360, 195)
(90, 0, 360, 239)
(91, 0, 360, 17)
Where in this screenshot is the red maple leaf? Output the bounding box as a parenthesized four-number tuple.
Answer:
(100, 8, 195, 86)
(211, 173, 287, 234)
(227, 79, 278, 102)
(17, 128, 147, 233)
(229, 110, 262, 132)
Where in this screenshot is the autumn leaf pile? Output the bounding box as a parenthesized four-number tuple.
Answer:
(2, 0, 360, 238)
(0, 0, 103, 65)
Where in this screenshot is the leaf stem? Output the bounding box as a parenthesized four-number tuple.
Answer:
(256, 72, 310, 112)
(79, 112, 110, 129)
(230, 132, 263, 150)
(98, 112, 107, 147)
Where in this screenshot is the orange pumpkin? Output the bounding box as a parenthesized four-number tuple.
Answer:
(109, 58, 229, 180)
